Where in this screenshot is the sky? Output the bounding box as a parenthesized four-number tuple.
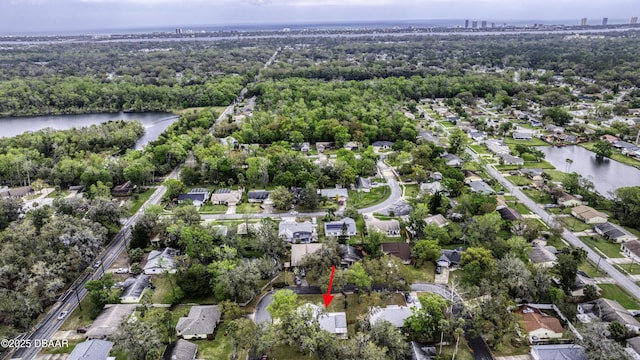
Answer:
(0, 0, 637, 34)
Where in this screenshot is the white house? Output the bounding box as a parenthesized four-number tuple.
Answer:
(597, 222, 638, 243)
(144, 248, 179, 275)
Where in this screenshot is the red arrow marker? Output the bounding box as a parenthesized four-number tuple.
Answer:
(323, 265, 336, 308)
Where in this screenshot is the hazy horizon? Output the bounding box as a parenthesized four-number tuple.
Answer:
(1, 0, 637, 35)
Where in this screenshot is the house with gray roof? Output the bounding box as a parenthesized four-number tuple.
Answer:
(68, 339, 114, 360)
(248, 190, 270, 203)
(596, 222, 638, 243)
(437, 248, 464, 268)
(424, 214, 448, 228)
(626, 337, 640, 360)
(520, 168, 544, 178)
(298, 303, 348, 339)
(369, 305, 413, 328)
(420, 181, 442, 195)
(163, 339, 197, 360)
(319, 188, 349, 204)
(341, 245, 364, 268)
(0, 185, 33, 199)
(578, 298, 640, 332)
(469, 181, 495, 195)
(372, 141, 395, 150)
(279, 218, 314, 243)
(530, 344, 586, 360)
(324, 218, 357, 238)
(513, 132, 533, 141)
(500, 153, 524, 166)
(411, 342, 436, 360)
(529, 244, 558, 267)
(441, 153, 462, 167)
(497, 206, 523, 221)
(86, 304, 137, 340)
(118, 274, 150, 303)
(355, 177, 371, 192)
(176, 305, 222, 340)
(367, 219, 401, 237)
(144, 248, 179, 275)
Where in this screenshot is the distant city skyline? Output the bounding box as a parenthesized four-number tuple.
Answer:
(0, 0, 637, 34)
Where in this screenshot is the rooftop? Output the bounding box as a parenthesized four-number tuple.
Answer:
(176, 306, 221, 337)
(369, 305, 413, 327)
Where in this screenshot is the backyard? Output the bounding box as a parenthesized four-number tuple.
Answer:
(349, 187, 390, 209)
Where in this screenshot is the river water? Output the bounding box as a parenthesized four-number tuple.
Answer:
(538, 145, 640, 196)
(0, 112, 178, 149)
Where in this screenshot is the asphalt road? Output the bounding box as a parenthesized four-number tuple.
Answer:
(485, 164, 640, 300)
(254, 291, 273, 325)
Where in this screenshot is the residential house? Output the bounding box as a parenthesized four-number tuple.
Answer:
(298, 303, 348, 339)
(118, 275, 150, 303)
(248, 190, 270, 203)
(622, 240, 640, 262)
(497, 206, 523, 221)
(485, 139, 510, 155)
(341, 245, 364, 268)
(209, 225, 228, 238)
(410, 342, 437, 360)
(529, 119, 543, 127)
(290, 243, 323, 267)
(418, 130, 438, 144)
(501, 153, 525, 166)
(163, 339, 198, 360)
(279, 218, 314, 243)
(614, 141, 640, 155)
(176, 306, 222, 340)
(571, 205, 609, 224)
(529, 244, 558, 267)
(210, 188, 242, 206)
(369, 305, 414, 327)
(372, 141, 395, 150)
(301, 142, 311, 153)
(68, 339, 114, 360)
(319, 188, 349, 205)
(0, 185, 33, 199)
(596, 222, 638, 243)
(430, 171, 443, 181)
(441, 153, 462, 167)
(578, 298, 640, 332)
(520, 168, 544, 178)
(546, 125, 565, 134)
(355, 177, 371, 192)
(86, 304, 137, 339)
(424, 214, 448, 228)
(469, 131, 487, 143)
(177, 188, 209, 207)
(316, 142, 335, 152)
(324, 218, 357, 238)
(530, 345, 586, 360)
(343, 141, 360, 151)
(513, 132, 533, 141)
(437, 248, 464, 268)
(556, 193, 583, 207)
(367, 219, 401, 237)
(144, 248, 179, 275)
(419, 182, 442, 195)
(602, 134, 620, 143)
(463, 170, 482, 184)
(381, 242, 412, 264)
(515, 305, 564, 340)
(111, 181, 135, 197)
(469, 181, 495, 195)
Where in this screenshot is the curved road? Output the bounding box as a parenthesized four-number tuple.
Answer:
(486, 164, 640, 300)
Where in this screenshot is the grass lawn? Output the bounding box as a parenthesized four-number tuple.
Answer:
(580, 259, 607, 278)
(269, 345, 313, 360)
(616, 264, 640, 275)
(579, 236, 623, 258)
(545, 169, 567, 183)
(522, 189, 554, 204)
(493, 340, 530, 357)
(199, 204, 228, 214)
(440, 121, 456, 128)
(46, 189, 70, 199)
(403, 263, 436, 283)
(194, 322, 246, 360)
(126, 188, 155, 216)
(236, 203, 262, 214)
(151, 275, 175, 304)
(555, 217, 592, 232)
(511, 202, 532, 215)
(581, 142, 640, 169)
(349, 187, 390, 209)
(404, 184, 419, 198)
(504, 137, 549, 147)
(470, 144, 489, 154)
(58, 297, 96, 331)
(522, 160, 555, 169)
(436, 343, 475, 360)
(598, 284, 640, 309)
(506, 175, 532, 186)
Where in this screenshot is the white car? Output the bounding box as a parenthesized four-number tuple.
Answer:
(57, 311, 69, 320)
(114, 268, 128, 274)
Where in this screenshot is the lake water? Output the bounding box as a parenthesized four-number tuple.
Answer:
(0, 112, 179, 149)
(538, 145, 640, 196)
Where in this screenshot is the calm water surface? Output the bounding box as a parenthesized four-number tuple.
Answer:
(0, 112, 178, 149)
(538, 145, 640, 196)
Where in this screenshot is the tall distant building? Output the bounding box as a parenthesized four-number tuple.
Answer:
(481, 21, 487, 28)
(632, 17, 639, 24)
(581, 18, 587, 26)
(602, 17, 608, 26)
(472, 20, 478, 29)
(491, 22, 496, 28)
(465, 19, 469, 28)
(175, 28, 182, 34)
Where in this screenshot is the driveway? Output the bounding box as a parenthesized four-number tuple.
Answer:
(358, 160, 403, 214)
(254, 291, 273, 325)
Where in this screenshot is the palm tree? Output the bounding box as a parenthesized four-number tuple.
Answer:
(452, 320, 466, 360)
(565, 158, 573, 173)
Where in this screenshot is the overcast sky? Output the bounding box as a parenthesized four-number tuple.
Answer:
(0, 0, 636, 34)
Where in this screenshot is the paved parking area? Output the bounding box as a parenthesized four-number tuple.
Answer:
(434, 267, 449, 285)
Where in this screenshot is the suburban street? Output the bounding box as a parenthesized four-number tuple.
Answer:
(485, 164, 640, 300)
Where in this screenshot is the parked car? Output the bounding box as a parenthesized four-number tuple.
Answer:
(93, 260, 102, 268)
(435, 266, 442, 274)
(295, 276, 302, 286)
(114, 268, 127, 274)
(289, 210, 298, 215)
(57, 311, 69, 320)
(77, 326, 89, 334)
(496, 191, 505, 195)
(404, 293, 413, 303)
(300, 268, 306, 277)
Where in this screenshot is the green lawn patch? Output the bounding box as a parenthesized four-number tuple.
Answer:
(58, 297, 97, 331)
(506, 175, 532, 186)
(511, 202, 532, 215)
(269, 345, 313, 360)
(46, 189, 70, 199)
(127, 188, 156, 216)
(236, 203, 262, 214)
(150, 275, 175, 304)
(545, 169, 567, 183)
(470, 144, 489, 154)
(598, 284, 640, 309)
(438, 342, 475, 360)
(194, 322, 237, 360)
(403, 263, 436, 283)
(440, 121, 455, 128)
(579, 259, 607, 278)
(199, 204, 228, 214)
(616, 264, 640, 275)
(349, 187, 390, 209)
(404, 184, 419, 199)
(523, 160, 555, 169)
(555, 217, 592, 232)
(580, 236, 623, 258)
(522, 189, 554, 204)
(504, 137, 550, 147)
